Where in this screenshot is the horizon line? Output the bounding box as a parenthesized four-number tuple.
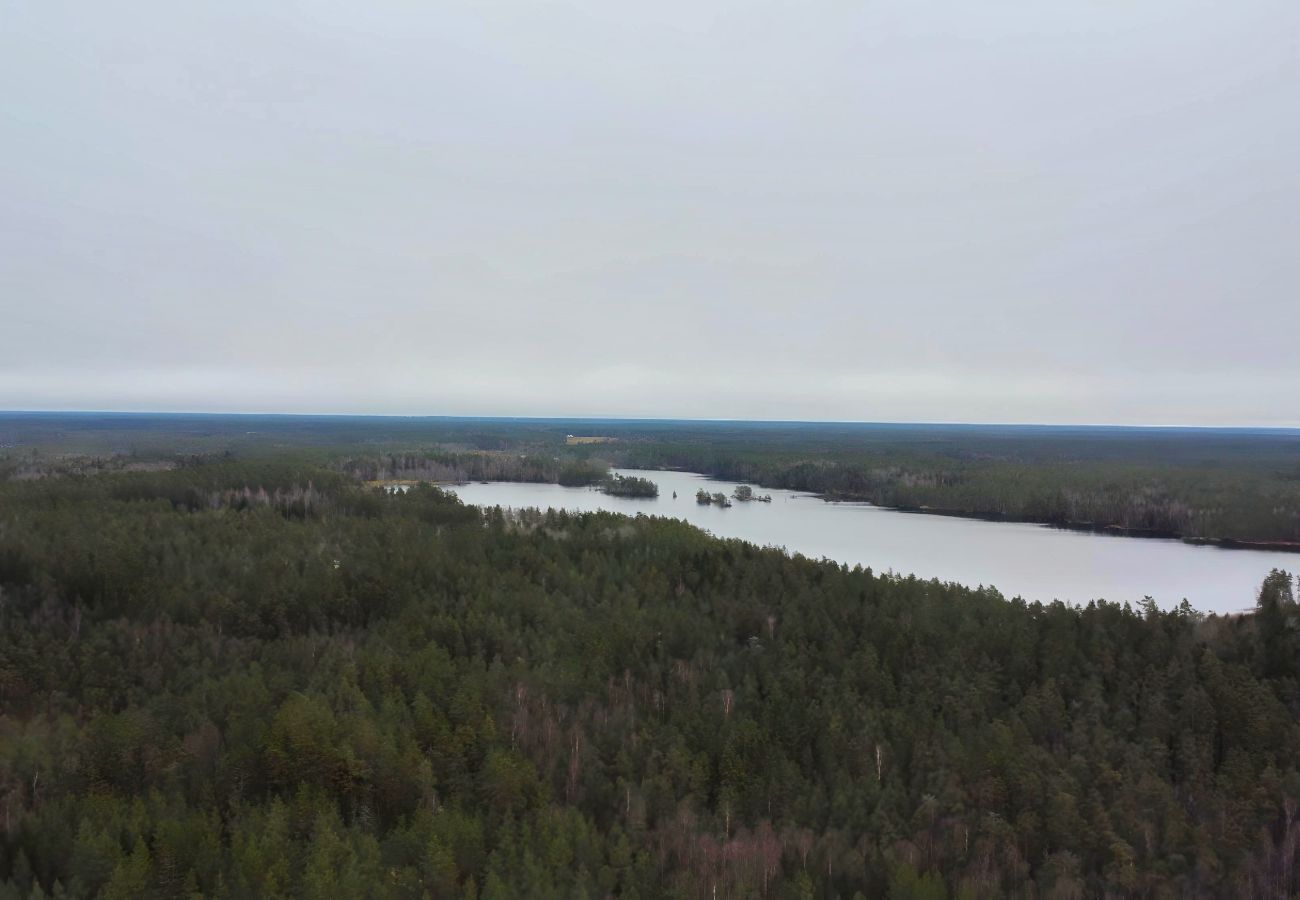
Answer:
(3, 408, 1300, 432)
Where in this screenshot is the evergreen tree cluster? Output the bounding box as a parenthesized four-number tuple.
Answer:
(600, 475, 659, 499)
(0, 460, 1297, 898)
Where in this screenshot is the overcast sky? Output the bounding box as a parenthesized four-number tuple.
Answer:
(2, 1, 1298, 424)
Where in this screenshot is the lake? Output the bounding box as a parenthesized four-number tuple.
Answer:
(441, 468, 1290, 614)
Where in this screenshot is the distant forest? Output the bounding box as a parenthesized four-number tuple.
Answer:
(0, 434, 1298, 897)
(3, 414, 1297, 547)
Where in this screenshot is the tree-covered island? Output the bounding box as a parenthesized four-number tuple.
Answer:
(696, 488, 733, 507)
(600, 473, 659, 498)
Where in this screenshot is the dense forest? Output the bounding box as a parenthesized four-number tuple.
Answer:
(1, 453, 1298, 898)
(339, 452, 607, 490)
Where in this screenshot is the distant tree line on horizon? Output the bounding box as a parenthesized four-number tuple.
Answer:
(6, 414, 1300, 548)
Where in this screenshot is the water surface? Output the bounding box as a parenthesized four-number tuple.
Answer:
(443, 469, 1288, 614)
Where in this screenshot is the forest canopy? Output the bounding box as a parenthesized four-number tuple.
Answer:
(0, 451, 1297, 898)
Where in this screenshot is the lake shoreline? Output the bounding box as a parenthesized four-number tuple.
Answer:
(655, 470, 1300, 555)
(376, 470, 1300, 555)
(842, 501, 1300, 553)
(440, 469, 1288, 612)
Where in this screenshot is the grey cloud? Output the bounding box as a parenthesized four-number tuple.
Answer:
(2, 0, 1297, 424)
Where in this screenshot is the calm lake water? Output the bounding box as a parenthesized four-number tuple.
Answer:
(442, 469, 1290, 614)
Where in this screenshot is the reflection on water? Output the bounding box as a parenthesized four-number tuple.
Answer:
(434, 469, 1284, 614)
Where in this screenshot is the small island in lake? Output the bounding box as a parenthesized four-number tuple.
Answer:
(696, 488, 732, 507)
(601, 473, 659, 498)
(732, 484, 772, 502)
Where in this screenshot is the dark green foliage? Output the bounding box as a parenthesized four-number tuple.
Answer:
(1255, 569, 1300, 681)
(0, 458, 1298, 898)
(695, 489, 731, 508)
(342, 451, 591, 487)
(557, 460, 609, 487)
(601, 474, 659, 498)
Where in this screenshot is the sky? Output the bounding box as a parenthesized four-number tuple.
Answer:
(2, 1, 1298, 425)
